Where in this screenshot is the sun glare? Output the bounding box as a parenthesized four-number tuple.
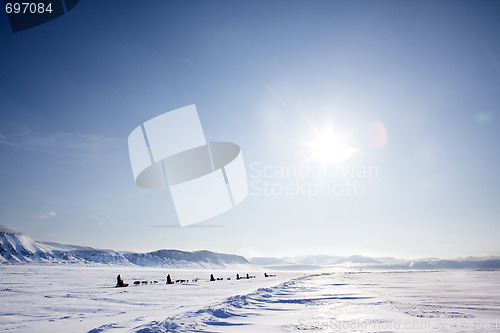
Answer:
(309, 130, 357, 164)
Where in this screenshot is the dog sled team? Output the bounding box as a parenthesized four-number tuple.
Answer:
(115, 272, 276, 287)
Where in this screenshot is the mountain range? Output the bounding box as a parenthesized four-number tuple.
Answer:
(0, 225, 249, 268)
(250, 254, 500, 270)
(2, 225, 499, 270)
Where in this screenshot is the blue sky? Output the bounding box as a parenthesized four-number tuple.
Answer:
(1, 1, 499, 259)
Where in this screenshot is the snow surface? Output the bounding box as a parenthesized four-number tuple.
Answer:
(1, 266, 499, 332)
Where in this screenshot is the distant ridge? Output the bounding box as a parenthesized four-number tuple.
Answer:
(3, 225, 498, 270)
(250, 254, 500, 271)
(0, 225, 249, 267)
(122, 249, 248, 267)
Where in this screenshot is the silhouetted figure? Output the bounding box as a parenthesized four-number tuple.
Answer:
(264, 273, 268, 277)
(166, 274, 173, 284)
(236, 273, 240, 280)
(116, 274, 124, 287)
(246, 273, 250, 279)
(210, 274, 216, 281)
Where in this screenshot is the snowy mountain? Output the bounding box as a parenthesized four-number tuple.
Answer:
(251, 254, 500, 270)
(0, 225, 249, 267)
(0, 225, 79, 264)
(3, 225, 498, 270)
(123, 249, 249, 268)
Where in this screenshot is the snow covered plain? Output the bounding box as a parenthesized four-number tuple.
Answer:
(1, 266, 499, 332)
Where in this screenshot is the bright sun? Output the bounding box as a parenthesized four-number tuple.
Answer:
(309, 130, 357, 164)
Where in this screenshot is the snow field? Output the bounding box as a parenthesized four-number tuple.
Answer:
(1, 266, 499, 332)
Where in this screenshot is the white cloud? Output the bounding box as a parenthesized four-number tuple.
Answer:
(36, 211, 56, 220)
(0, 131, 121, 165)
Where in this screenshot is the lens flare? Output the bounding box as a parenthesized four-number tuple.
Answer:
(368, 120, 387, 149)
